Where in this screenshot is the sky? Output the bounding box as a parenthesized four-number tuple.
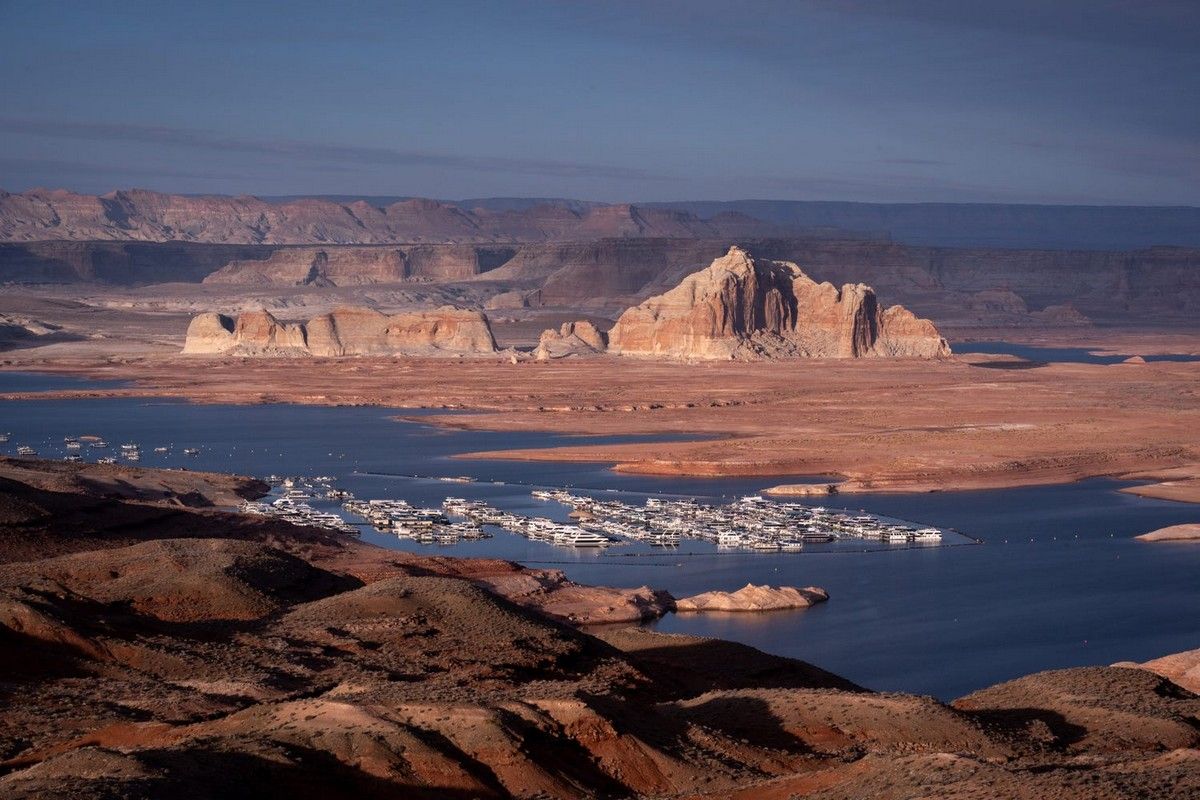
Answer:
(0, 0, 1197, 204)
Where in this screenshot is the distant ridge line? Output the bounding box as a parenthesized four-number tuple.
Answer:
(3, 188, 1200, 248)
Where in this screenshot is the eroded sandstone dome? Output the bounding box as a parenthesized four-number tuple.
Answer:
(607, 246, 950, 359)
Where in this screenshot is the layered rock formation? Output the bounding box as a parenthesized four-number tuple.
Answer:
(477, 238, 1200, 325)
(533, 321, 607, 360)
(607, 246, 950, 359)
(7, 189, 1200, 249)
(1, 233, 1196, 328)
(182, 306, 497, 357)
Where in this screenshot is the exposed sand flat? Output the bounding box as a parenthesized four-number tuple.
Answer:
(1120, 465, 1200, 504)
(3, 341, 1199, 501)
(1134, 523, 1200, 542)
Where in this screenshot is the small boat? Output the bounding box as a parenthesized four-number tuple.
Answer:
(183, 448, 199, 456)
(0, 433, 9, 443)
(66, 441, 82, 450)
(16, 445, 36, 456)
(98, 456, 118, 464)
(154, 447, 169, 453)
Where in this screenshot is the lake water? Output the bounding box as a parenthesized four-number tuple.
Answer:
(953, 340, 1200, 364)
(2, 371, 1197, 699)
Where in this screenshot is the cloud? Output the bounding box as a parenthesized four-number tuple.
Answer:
(874, 157, 951, 166)
(1013, 137, 1200, 181)
(0, 117, 674, 183)
(805, 0, 1200, 52)
(752, 170, 1134, 205)
(0, 156, 248, 183)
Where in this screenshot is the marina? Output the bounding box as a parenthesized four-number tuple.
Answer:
(232, 481, 959, 552)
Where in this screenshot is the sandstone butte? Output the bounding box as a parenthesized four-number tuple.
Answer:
(182, 306, 498, 357)
(533, 320, 608, 360)
(606, 245, 951, 359)
(673, 583, 830, 613)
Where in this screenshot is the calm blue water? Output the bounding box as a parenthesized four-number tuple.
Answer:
(954, 341, 1200, 364)
(2, 371, 1197, 700)
(0, 371, 129, 391)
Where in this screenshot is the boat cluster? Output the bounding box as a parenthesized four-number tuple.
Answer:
(532, 490, 944, 550)
(5, 434, 201, 464)
(240, 478, 358, 534)
(254, 482, 949, 552)
(442, 497, 615, 547)
(342, 497, 490, 543)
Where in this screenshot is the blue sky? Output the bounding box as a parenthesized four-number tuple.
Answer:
(1, 0, 1196, 203)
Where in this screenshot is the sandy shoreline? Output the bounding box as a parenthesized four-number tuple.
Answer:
(4, 341, 1199, 503)
(1135, 523, 1200, 542)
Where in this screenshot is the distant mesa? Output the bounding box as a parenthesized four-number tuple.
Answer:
(203, 244, 520, 286)
(0, 188, 796, 245)
(606, 246, 951, 359)
(485, 288, 542, 310)
(966, 289, 1091, 327)
(183, 306, 498, 357)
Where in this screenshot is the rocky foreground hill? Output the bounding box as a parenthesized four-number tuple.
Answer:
(0, 457, 1197, 799)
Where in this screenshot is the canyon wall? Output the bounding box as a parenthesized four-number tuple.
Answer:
(644, 199, 1200, 249)
(203, 244, 520, 286)
(0, 240, 273, 284)
(0, 189, 795, 245)
(182, 306, 497, 357)
(607, 246, 950, 359)
(1, 216, 1195, 326)
(499, 238, 1199, 324)
(7, 189, 1200, 249)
